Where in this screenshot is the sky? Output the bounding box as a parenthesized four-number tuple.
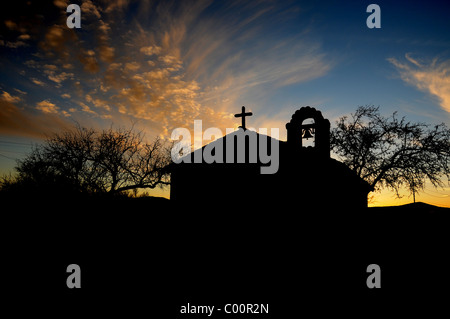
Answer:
(0, 0, 449, 206)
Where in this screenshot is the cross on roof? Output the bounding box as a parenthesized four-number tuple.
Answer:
(234, 106, 253, 130)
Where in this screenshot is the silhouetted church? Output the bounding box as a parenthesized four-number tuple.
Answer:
(170, 106, 372, 210)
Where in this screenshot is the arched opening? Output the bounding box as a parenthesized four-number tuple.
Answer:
(301, 118, 315, 147)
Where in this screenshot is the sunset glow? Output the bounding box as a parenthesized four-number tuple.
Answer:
(1, 1, 449, 206)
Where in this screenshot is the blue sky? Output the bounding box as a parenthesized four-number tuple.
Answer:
(1, 0, 449, 205)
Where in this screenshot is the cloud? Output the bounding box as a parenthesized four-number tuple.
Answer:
(1, 32, 32, 49)
(47, 71, 74, 84)
(94, 0, 331, 138)
(104, 0, 131, 14)
(389, 55, 450, 113)
(125, 62, 141, 72)
(44, 64, 58, 71)
(36, 100, 60, 114)
(41, 65, 75, 84)
(81, 0, 102, 19)
(79, 102, 97, 115)
(86, 94, 111, 111)
(1, 91, 21, 103)
(96, 20, 115, 63)
(53, 0, 69, 9)
(18, 34, 31, 41)
(4, 20, 17, 30)
(0, 99, 70, 138)
(1, 40, 27, 48)
(79, 53, 100, 73)
(99, 45, 115, 63)
(1, 0, 332, 141)
(14, 88, 27, 95)
(41, 25, 66, 53)
(140, 46, 162, 56)
(27, 62, 74, 86)
(31, 78, 45, 86)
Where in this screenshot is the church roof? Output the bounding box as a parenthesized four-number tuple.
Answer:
(171, 126, 372, 192)
(176, 128, 284, 165)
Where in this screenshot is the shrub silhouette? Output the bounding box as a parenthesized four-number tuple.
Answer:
(331, 106, 450, 200)
(0, 125, 171, 199)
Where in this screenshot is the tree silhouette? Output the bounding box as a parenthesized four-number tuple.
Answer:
(2, 126, 171, 196)
(331, 106, 450, 199)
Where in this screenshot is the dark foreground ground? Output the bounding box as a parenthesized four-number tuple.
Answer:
(3, 195, 450, 317)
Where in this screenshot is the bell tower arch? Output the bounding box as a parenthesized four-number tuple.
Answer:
(285, 106, 330, 158)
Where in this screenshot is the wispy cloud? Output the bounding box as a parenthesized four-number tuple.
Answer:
(388, 54, 450, 113)
(1, 0, 332, 139)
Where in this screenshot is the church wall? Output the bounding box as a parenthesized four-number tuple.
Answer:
(171, 107, 371, 211)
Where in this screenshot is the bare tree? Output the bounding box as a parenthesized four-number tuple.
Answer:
(331, 106, 450, 199)
(12, 125, 171, 195)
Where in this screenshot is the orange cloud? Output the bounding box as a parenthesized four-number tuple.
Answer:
(1, 91, 21, 103)
(140, 46, 162, 56)
(31, 78, 45, 87)
(40, 25, 75, 56)
(81, 0, 102, 19)
(0, 100, 70, 138)
(8, 1, 331, 142)
(36, 100, 60, 114)
(389, 55, 450, 113)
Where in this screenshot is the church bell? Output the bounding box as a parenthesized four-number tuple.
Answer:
(302, 127, 314, 139)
